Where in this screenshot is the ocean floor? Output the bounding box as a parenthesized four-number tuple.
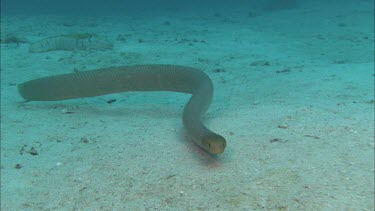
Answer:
(1, 1, 374, 210)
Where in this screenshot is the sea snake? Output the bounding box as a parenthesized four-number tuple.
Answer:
(18, 64, 226, 154)
(29, 34, 113, 53)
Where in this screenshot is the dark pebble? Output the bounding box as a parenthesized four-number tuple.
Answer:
(29, 147, 39, 155)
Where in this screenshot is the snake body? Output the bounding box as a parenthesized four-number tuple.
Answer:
(29, 34, 113, 53)
(18, 64, 226, 154)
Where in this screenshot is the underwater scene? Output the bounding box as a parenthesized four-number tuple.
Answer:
(1, 0, 374, 210)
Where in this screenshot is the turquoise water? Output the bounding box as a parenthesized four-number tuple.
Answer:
(1, 0, 374, 210)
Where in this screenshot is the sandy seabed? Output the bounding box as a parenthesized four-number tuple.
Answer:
(1, 1, 374, 210)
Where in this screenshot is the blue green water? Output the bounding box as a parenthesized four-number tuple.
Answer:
(1, 0, 374, 210)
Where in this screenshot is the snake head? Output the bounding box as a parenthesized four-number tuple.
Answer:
(202, 134, 226, 154)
